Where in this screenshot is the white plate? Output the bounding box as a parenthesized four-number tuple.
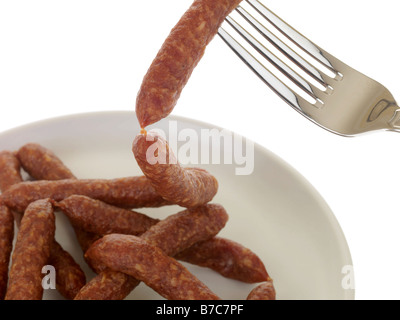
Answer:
(0, 111, 354, 300)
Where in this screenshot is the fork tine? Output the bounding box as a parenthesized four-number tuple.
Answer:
(235, 5, 329, 90)
(225, 15, 327, 101)
(246, 0, 342, 81)
(218, 27, 324, 111)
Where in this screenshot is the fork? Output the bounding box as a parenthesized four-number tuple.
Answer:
(218, 0, 399, 136)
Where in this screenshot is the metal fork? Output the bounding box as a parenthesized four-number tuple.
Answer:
(218, 0, 399, 136)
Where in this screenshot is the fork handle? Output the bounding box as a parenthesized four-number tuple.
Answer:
(388, 107, 400, 131)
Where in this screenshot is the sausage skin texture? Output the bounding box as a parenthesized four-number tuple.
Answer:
(133, 132, 218, 208)
(56, 195, 159, 236)
(0, 176, 170, 213)
(16, 143, 77, 180)
(246, 281, 276, 300)
(136, 0, 243, 128)
(75, 204, 228, 300)
(0, 151, 23, 192)
(0, 205, 14, 300)
(0, 150, 24, 224)
(140, 204, 228, 256)
(86, 234, 220, 300)
(175, 237, 270, 283)
(74, 270, 140, 301)
(5, 199, 55, 300)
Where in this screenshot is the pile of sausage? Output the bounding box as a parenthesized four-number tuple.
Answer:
(0, 142, 274, 300)
(0, 0, 276, 300)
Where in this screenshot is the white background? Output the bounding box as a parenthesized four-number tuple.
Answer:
(1, 0, 399, 300)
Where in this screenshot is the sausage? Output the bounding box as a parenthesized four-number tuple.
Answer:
(175, 237, 270, 283)
(136, 0, 243, 128)
(56, 195, 159, 236)
(0, 204, 14, 300)
(5, 199, 55, 300)
(132, 132, 218, 208)
(16, 143, 76, 180)
(246, 281, 276, 300)
(0, 176, 170, 213)
(85, 234, 220, 300)
(0, 150, 23, 192)
(75, 203, 228, 300)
